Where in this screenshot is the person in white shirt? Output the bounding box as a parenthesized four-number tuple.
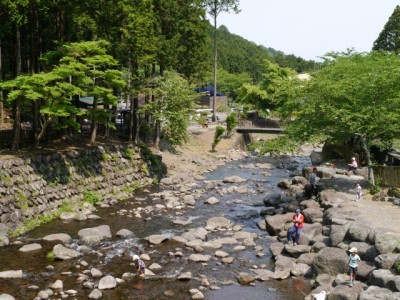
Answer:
(348, 247, 361, 287)
(348, 157, 358, 171)
(355, 182, 362, 201)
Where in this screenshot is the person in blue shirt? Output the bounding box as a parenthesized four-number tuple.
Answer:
(348, 247, 361, 287)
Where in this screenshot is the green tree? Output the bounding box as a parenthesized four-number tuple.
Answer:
(237, 60, 297, 114)
(1, 69, 84, 148)
(140, 71, 196, 149)
(204, 0, 240, 121)
(373, 5, 400, 53)
(258, 52, 400, 185)
(59, 41, 125, 145)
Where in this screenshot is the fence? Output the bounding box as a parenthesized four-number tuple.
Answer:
(373, 166, 400, 187)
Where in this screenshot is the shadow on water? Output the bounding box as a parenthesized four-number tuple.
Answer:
(0, 154, 313, 299)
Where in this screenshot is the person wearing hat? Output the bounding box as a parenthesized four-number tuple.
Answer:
(132, 254, 146, 277)
(287, 208, 304, 246)
(348, 247, 361, 287)
(348, 157, 358, 172)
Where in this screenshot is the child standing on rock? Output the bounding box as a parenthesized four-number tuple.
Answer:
(132, 255, 146, 278)
(348, 247, 361, 287)
(355, 182, 362, 201)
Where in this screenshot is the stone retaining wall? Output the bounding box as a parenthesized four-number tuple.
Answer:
(0, 145, 161, 232)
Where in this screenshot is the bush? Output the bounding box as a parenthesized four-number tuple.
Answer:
(83, 190, 101, 205)
(226, 113, 238, 136)
(211, 125, 225, 151)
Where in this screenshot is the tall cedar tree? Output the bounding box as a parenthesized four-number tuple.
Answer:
(373, 5, 400, 53)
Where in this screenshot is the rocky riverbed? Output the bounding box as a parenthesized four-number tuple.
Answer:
(1, 126, 400, 300)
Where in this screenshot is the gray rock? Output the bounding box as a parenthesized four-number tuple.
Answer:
(330, 224, 350, 246)
(359, 286, 394, 300)
(177, 272, 192, 280)
(312, 247, 348, 276)
(297, 253, 317, 266)
(265, 213, 293, 236)
(269, 242, 285, 257)
(205, 217, 233, 231)
(348, 222, 373, 242)
(188, 254, 211, 262)
(369, 269, 395, 287)
(53, 244, 81, 260)
(204, 196, 219, 205)
(236, 273, 255, 285)
(375, 253, 400, 270)
(19, 243, 42, 252)
(98, 275, 117, 290)
(42, 233, 72, 244)
(315, 274, 335, 287)
(302, 208, 324, 223)
(373, 229, 400, 254)
(0, 235, 10, 247)
(91, 268, 103, 278)
(88, 289, 102, 299)
(145, 234, 169, 245)
(290, 263, 312, 277)
(0, 294, 15, 300)
(183, 195, 196, 206)
(115, 229, 134, 237)
(0, 270, 23, 278)
(222, 176, 246, 183)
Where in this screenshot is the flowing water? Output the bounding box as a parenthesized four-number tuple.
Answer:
(0, 155, 313, 299)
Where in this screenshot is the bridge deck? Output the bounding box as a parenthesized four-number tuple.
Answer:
(236, 127, 283, 134)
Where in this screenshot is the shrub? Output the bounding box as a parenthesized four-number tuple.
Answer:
(226, 113, 238, 136)
(83, 190, 101, 205)
(211, 125, 225, 151)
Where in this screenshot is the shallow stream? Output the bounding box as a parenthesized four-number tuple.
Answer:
(0, 154, 313, 299)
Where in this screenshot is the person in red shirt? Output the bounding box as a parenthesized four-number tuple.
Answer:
(287, 208, 304, 246)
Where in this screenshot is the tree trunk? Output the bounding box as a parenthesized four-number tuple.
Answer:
(34, 117, 49, 149)
(90, 95, 98, 145)
(358, 134, 375, 185)
(33, 100, 39, 147)
(12, 27, 22, 151)
(212, 7, 218, 122)
(153, 120, 160, 149)
(132, 96, 139, 144)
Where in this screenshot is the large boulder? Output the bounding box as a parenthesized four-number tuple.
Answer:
(263, 192, 283, 206)
(301, 222, 323, 242)
(319, 190, 351, 209)
(359, 286, 395, 300)
(347, 222, 373, 243)
(330, 223, 350, 246)
(374, 253, 400, 270)
(264, 213, 293, 236)
(312, 247, 348, 276)
(327, 282, 367, 300)
(368, 269, 395, 287)
(372, 228, 400, 254)
(302, 208, 324, 223)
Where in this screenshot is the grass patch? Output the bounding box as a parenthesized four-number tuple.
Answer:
(82, 190, 101, 205)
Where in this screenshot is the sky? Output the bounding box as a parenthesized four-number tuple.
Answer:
(217, 0, 399, 61)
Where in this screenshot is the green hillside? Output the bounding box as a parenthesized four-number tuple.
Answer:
(207, 24, 316, 83)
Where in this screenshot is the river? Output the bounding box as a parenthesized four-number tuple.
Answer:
(0, 154, 313, 299)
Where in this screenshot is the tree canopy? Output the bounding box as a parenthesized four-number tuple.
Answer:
(373, 5, 400, 53)
(252, 52, 400, 182)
